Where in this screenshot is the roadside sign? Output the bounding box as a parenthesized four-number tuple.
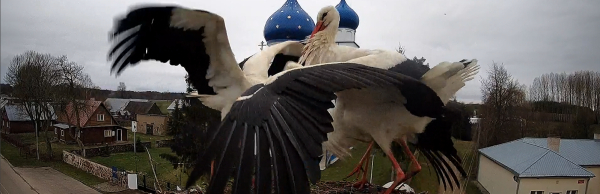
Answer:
(132, 121, 137, 132)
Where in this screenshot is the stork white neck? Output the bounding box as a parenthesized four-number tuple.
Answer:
(299, 6, 340, 65)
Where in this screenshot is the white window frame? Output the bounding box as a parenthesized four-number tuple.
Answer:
(531, 191, 544, 194)
(567, 190, 578, 194)
(61, 130, 64, 137)
(97, 114, 105, 121)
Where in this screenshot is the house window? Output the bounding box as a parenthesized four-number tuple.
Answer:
(61, 130, 64, 136)
(104, 130, 111, 137)
(97, 114, 105, 121)
(567, 190, 578, 194)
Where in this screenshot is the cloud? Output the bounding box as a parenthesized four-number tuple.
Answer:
(2, 0, 599, 103)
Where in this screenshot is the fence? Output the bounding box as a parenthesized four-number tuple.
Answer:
(155, 139, 174, 148)
(70, 141, 152, 158)
(1, 133, 38, 158)
(62, 150, 129, 188)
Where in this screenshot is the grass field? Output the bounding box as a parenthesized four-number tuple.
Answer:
(127, 131, 172, 147)
(154, 100, 173, 115)
(89, 146, 187, 187)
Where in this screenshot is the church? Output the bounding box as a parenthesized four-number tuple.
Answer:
(261, 0, 362, 170)
(262, 0, 360, 48)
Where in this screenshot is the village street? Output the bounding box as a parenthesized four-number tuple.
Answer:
(0, 155, 100, 194)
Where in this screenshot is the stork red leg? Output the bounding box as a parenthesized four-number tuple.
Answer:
(383, 150, 406, 194)
(351, 146, 372, 190)
(394, 139, 422, 184)
(345, 141, 374, 189)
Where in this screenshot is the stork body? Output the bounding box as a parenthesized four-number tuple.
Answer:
(107, 4, 447, 194)
(295, 6, 480, 193)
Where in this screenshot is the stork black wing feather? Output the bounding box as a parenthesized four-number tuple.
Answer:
(420, 150, 445, 188)
(255, 125, 272, 194)
(231, 123, 254, 194)
(108, 5, 218, 95)
(415, 106, 469, 191)
(186, 62, 446, 194)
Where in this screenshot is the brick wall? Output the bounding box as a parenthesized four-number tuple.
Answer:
(62, 150, 128, 188)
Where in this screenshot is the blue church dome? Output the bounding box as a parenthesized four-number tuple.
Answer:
(264, 0, 315, 45)
(335, 0, 359, 30)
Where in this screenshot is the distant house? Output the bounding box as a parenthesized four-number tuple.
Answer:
(167, 99, 188, 114)
(103, 98, 149, 125)
(136, 114, 169, 136)
(1, 103, 57, 134)
(477, 136, 600, 194)
(123, 102, 162, 121)
(54, 99, 127, 145)
(121, 101, 167, 136)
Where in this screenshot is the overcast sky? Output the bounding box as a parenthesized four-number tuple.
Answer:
(2, 0, 599, 103)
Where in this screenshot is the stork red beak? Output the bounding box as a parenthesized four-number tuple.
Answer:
(310, 21, 325, 38)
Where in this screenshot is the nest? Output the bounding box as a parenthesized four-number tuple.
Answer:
(162, 181, 424, 194)
(310, 181, 419, 194)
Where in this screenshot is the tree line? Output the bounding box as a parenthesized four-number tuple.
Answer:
(478, 62, 599, 148)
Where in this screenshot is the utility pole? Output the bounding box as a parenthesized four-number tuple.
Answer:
(132, 121, 138, 172)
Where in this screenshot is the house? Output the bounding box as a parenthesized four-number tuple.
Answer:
(136, 114, 169, 136)
(123, 101, 162, 121)
(1, 103, 57, 134)
(477, 136, 600, 194)
(103, 98, 149, 125)
(54, 99, 127, 145)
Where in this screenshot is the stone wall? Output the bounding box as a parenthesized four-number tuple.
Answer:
(71, 141, 152, 158)
(62, 150, 128, 188)
(155, 139, 174, 148)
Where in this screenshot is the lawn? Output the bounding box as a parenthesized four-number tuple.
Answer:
(154, 101, 173, 115)
(127, 129, 173, 147)
(89, 147, 187, 187)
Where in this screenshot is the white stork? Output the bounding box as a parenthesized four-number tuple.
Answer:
(107, 4, 447, 194)
(289, 5, 481, 193)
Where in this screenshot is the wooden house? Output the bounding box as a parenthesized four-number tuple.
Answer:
(1, 103, 56, 134)
(54, 99, 127, 145)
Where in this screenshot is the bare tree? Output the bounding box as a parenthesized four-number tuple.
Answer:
(118, 82, 127, 98)
(54, 56, 96, 156)
(5, 51, 62, 159)
(479, 62, 527, 148)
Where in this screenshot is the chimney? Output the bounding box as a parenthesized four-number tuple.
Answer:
(547, 136, 560, 152)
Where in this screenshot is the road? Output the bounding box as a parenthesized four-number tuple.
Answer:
(0, 155, 37, 194)
(1, 155, 101, 194)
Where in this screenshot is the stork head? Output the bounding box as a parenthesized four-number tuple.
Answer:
(310, 6, 340, 38)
